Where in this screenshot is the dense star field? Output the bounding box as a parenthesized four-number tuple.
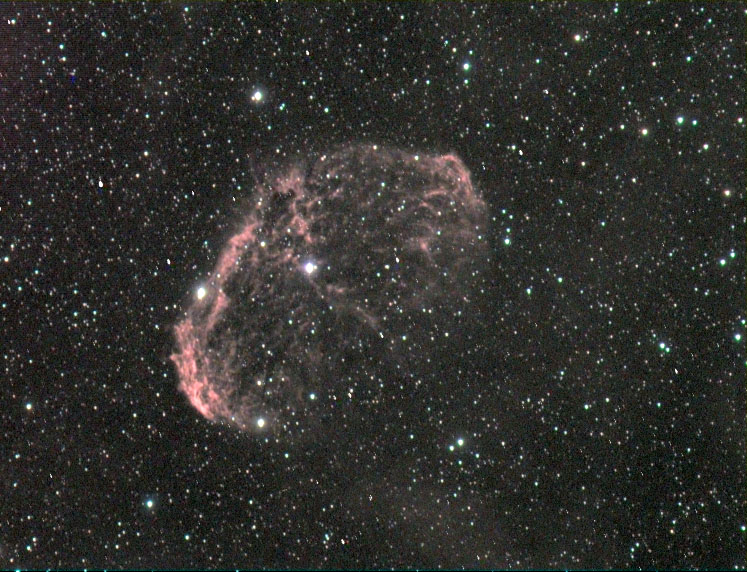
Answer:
(2, 2, 745, 569)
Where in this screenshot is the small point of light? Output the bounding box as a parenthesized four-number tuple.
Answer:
(574, 34, 581, 42)
(251, 90, 263, 102)
(457, 438, 464, 447)
(25, 402, 32, 410)
(309, 392, 316, 400)
(197, 286, 206, 300)
(98, 179, 104, 188)
(257, 418, 266, 428)
(304, 262, 316, 274)
(504, 237, 511, 245)
(641, 128, 649, 136)
(146, 499, 154, 509)
(659, 342, 666, 350)
(676, 116, 684, 124)
(735, 333, 742, 342)
(719, 258, 726, 266)
(723, 189, 732, 197)
(463, 62, 470, 71)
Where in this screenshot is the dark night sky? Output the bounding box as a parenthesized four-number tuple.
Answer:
(1, 1, 745, 569)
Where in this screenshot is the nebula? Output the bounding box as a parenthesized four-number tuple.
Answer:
(171, 144, 491, 438)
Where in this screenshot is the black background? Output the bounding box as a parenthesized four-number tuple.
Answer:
(1, 2, 744, 569)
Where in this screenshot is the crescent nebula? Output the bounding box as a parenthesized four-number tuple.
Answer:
(171, 144, 491, 439)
